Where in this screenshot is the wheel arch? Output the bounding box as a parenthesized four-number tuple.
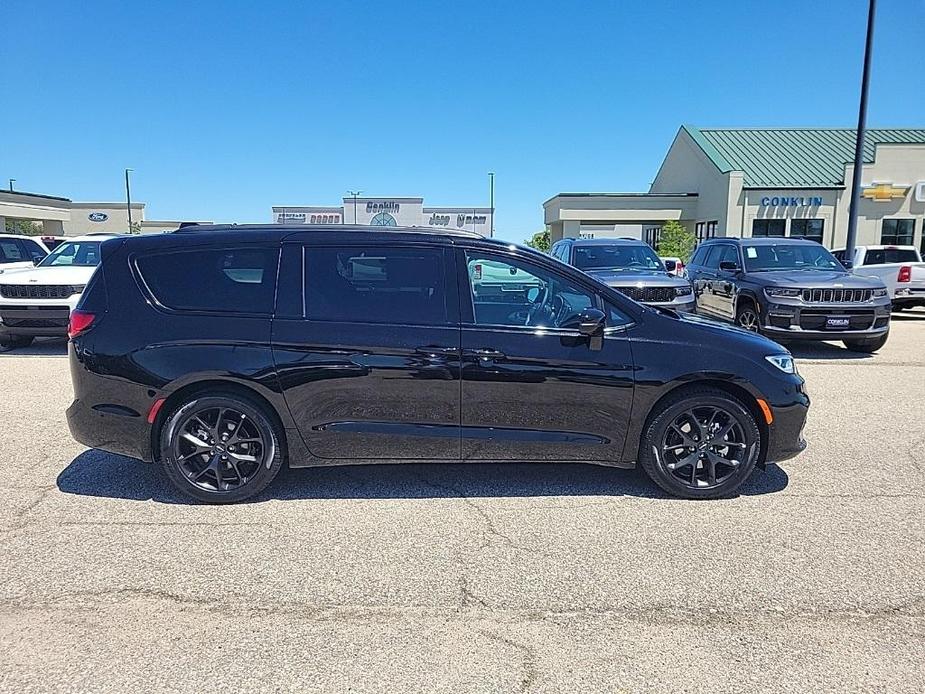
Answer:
(634, 378, 770, 467)
(150, 379, 288, 463)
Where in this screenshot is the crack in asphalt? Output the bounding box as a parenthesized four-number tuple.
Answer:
(3, 590, 924, 627)
(477, 627, 539, 693)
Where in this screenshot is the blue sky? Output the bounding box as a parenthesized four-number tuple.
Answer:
(2, 0, 923, 242)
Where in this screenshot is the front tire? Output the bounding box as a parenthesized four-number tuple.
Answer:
(159, 393, 285, 503)
(735, 302, 761, 333)
(638, 388, 761, 499)
(843, 333, 888, 353)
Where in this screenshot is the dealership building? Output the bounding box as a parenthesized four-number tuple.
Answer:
(0, 189, 207, 236)
(545, 126, 925, 253)
(272, 196, 493, 235)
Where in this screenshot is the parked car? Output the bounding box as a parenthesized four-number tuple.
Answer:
(832, 245, 925, 311)
(0, 234, 121, 348)
(551, 238, 695, 312)
(67, 225, 808, 503)
(0, 234, 49, 274)
(686, 238, 891, 352)
(660, 256, 685, 277)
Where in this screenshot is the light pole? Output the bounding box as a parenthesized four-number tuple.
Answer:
(125, 168, 134, 233)
(347, 190, 362, 224)
(844, 0, 876, 269)
(488, 172, 495, 237)
(8, 179, 15, 192)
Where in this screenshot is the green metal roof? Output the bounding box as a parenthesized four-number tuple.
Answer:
(683, 125, 925, 188)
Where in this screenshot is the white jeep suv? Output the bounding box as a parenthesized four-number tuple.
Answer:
(0, 234, 122, 348)
(0, 234, 49, 274)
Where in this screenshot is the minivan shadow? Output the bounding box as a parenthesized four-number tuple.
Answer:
(57, 449, 789, 504)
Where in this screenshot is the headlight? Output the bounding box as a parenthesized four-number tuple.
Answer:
(70, 285, 86, 295)
(674, 285, 693, 297)
(765, 354, 796, 374)
(765, 287, 801, 298)
(872, 288, 888, 298)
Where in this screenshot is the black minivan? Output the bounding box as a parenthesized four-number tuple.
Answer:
(67, 225, 809, 502)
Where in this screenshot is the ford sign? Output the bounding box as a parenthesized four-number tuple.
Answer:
(88, 212, 109, 222)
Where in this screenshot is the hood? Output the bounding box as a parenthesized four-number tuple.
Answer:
(657, 308, 786, 355)
(0, 264, 98, 286)
(747, 269, 884, 289)
(585, 268, 686, 287)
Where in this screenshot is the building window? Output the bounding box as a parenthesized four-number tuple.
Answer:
(695, 221, 717, 243)
(370, 212, 397, 227)
(881, 219, 914, 245)
(790, 219, 824, 244)
(644, 226, 661, 249)
(752, 219, 785, 237)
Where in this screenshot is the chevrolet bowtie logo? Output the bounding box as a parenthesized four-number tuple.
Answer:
(862, 182, 909, 201)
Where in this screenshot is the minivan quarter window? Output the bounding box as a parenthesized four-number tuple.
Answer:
(305, 246, 448, 325)
(135, 246, 278, 314)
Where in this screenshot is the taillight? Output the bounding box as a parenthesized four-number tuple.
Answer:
(68, 310, 96, 339)
(897, 265, 912, 283)
(677, 262, 685, 274)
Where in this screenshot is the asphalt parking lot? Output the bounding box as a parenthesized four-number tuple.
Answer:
(1, 312, 924, 693)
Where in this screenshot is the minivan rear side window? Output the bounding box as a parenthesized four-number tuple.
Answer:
(305, 246, 447, 325)
(136, 247, 278, 315)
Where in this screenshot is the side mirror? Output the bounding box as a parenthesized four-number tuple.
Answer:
(32, 257, 42, 266)
(564, 308, 606, 336)
(719, 260, 739, 272)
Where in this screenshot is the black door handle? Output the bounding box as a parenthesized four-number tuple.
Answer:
(465, 348, 506, 360)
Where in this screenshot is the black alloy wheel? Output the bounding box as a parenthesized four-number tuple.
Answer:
(160, 394, 284, 503)
(735, 304, 760, 332)
(639, 388, 761, 499)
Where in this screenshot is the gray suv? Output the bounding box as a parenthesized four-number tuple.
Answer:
(551, 238, 695, 311)
(686, 238, 891, 352)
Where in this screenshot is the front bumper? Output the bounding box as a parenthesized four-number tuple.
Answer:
(760, 297, 891, 340)
(647, 296, 696, 312)
(0, 295, 80, 338)
(766, 394, 810, 463)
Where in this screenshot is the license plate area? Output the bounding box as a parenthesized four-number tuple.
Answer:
(825, 316, 850, 329)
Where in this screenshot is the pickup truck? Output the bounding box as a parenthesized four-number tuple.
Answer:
(832, 245, 925, 311)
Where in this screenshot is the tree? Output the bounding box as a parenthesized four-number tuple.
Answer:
(525, 228, 550, 253)
(656, 220, 696, 261)
(128, 221, 142, 234)
(4, 219, 43, 236)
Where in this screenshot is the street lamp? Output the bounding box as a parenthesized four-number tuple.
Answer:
(125, 168, 134, 233)
(347, 190, 362, 224)
(8, 179, 15, 192)
(488, 172, 495, 237)
(844, 0, 877, 268)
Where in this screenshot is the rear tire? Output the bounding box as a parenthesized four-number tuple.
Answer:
(638, 387, 761, 499)
(843, 333, 888, 353)
(159, 392, 285, 503)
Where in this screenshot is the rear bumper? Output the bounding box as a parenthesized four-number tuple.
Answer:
(766, 396, 810, 463)
(66, 397, 154, 462)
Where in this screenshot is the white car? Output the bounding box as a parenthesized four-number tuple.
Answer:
(0, 234, 50, 274)
(833, 245, 925, 311)
(0, 234, 121, 348)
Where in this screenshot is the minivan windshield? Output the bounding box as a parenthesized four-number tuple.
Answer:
(38, 241, 103, 267)
(743, 243, 842, 272)
(573, 244, 664, 272)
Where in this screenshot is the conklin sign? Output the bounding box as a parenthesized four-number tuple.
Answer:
(760, 196, 823, 207)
